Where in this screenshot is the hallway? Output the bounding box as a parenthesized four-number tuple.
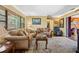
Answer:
(28, 37, 77, 53)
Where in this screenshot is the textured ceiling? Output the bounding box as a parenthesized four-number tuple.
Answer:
(15, 5, 79, 16)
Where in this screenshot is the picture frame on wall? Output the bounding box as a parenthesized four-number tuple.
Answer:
(32, 18, 41, 25)
(54, 20, 59, 27)
(59, 18, 64, 28)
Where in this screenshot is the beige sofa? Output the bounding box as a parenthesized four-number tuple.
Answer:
(5, 36, 30, 49)
(4, 29, 31, 50)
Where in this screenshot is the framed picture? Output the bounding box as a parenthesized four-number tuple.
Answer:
(32, 18, 41, 25)
(59, 18, 64, 28)
(54, 20, 59, 27)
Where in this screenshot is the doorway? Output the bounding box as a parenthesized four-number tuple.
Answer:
(47, 21, 50, 28)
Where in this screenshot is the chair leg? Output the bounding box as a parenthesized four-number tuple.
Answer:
(36, 40, 38, 50)
(12, 45, 15, 53)
(45, 41, 47, 49)
(45, 39, 48, 49)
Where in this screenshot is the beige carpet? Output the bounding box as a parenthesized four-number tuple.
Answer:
(26, 37, 77, 53)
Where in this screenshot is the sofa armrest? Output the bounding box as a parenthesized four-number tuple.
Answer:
(4, 36, 29, 41)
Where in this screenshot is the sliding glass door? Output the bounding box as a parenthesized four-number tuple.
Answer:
(7, 12, 21, 30)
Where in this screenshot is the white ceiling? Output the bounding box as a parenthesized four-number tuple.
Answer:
(14, 5, 79, 16)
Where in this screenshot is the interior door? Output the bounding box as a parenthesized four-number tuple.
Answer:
(66, 16, 71, 37)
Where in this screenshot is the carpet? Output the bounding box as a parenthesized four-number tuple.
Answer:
(26, 37, 77, 53)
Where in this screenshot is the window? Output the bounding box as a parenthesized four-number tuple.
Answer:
(7, 11, 21, 30)
(0, 6, 25, 30)
(0, 8, 6, 29)
(20, 17, 25, 28)
(15, 16, 21, 28)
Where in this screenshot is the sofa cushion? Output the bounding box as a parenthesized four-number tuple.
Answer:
(9, 30, 25, 36)
(9, 30, 18, 36)
(17, 30, 25, 36)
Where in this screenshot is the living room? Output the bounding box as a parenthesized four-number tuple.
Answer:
(0, 5, 79, 53)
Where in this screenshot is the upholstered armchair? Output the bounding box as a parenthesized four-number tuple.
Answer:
(43, 28, 52, 37)
(53, 27, 63, 36)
